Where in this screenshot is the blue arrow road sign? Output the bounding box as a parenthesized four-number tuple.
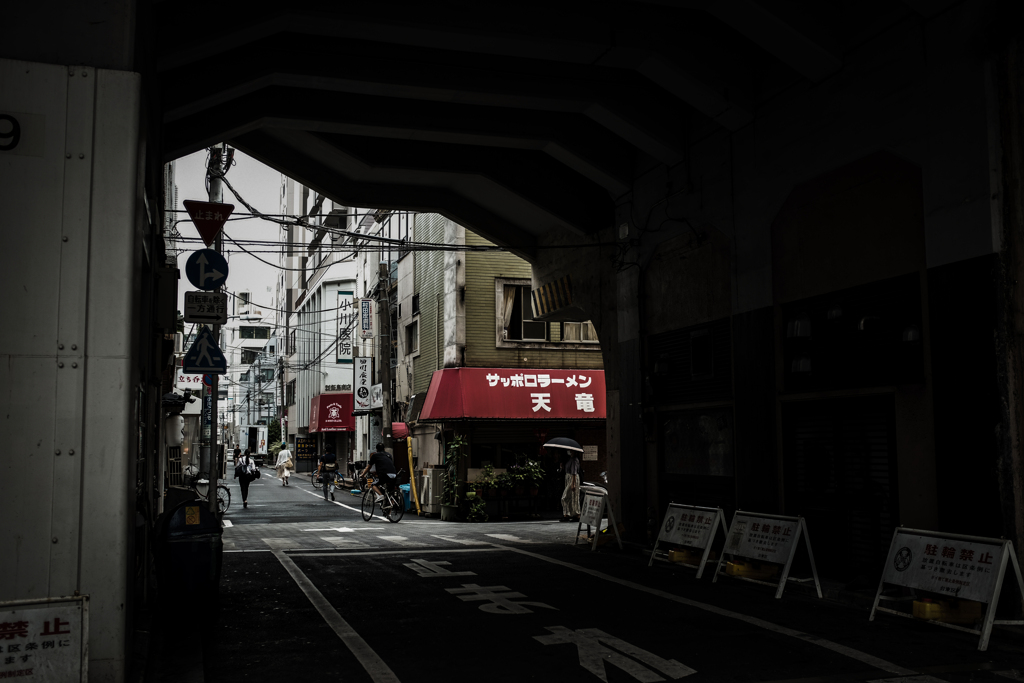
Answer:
(183, 326, 227, 374)
(185, 249, 229, 291)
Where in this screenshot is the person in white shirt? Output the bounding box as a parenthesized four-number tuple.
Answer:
(275, 442, 293, 486)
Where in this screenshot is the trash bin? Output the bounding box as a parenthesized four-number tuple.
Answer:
(156, 499, 223, 605)
(399, 484, 411, 511)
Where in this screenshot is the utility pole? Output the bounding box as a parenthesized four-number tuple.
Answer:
(377, 261, 393, 447)
(207, 143, 224, 512)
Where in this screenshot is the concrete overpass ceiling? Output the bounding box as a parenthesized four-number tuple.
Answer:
(155, 1, 917, 251)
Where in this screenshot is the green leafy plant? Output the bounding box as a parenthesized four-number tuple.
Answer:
(441, 435, 466, 507)
(466, 497, 488, 522)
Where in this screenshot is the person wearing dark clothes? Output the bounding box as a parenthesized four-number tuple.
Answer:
(318, 447, 339, 501)
(235, 447, 257, 508)
(360, 443, 396, 504)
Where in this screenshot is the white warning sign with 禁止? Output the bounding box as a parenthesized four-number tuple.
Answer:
(576, 491, 622, 551)
(648, 504, 728, 578)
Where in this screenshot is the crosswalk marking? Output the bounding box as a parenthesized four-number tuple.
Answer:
(379, 536, 428, 547)
(431, 535, 490, 546)
(322, 537, 369, 548)
(263, 538, 303, 550)
(485, 534, 538, 544)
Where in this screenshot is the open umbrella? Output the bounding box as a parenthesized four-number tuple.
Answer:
(543, 437, 583, 453)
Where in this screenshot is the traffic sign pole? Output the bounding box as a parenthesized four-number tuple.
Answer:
(208, 144, 224, 514)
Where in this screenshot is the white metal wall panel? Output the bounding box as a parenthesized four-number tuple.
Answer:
(0, 58, 68, 601)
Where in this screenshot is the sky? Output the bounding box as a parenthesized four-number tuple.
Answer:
(173, 149, 284, 315)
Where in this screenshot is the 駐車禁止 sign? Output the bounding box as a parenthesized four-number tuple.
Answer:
(0, 596, 88, 681)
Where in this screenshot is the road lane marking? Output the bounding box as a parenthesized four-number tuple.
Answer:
(403, 558, 476, 577)
(322, 538, 369, 548)
(535, 626, 695, 681)
(303, 526, 375, 533)
(378, 536, 428, 547)
(272, 549, 401, 683)
(289, 548, 503, 557)
(263, 538, 303, 550)
(867, 677, 947, 683)
(431, 535, 490, 545)
(499, 545, 916, 677)
(485, 534, 539, 544)
(296, 484, 373, 515)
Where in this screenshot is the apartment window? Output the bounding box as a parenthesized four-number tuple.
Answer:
(286, 379, 296, 406)
(235, 291, 250, 314)
(239, 326, 270, 340)
(406, 320, 419, 355)
(241, 349, 259, 364)
(412, 294, 420, 315)
(289, 331, 296, 355)
(239, 372, 250, 382)
(503, 285, 547, 341)
(261, 368, 275, 382)
(562, 321, 599, 343)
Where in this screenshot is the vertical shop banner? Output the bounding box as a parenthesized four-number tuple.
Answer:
(337, 291, 354, 364)
(354, 357, 372, 411)
(359, 299, 374, 339)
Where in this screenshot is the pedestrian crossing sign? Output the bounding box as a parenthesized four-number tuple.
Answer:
(183, 326, 227, 374)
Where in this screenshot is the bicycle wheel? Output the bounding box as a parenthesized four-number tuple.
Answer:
(386, 488, 405, 523)
(311, 470, 321, 489)
(361, 488, 376, 521)
(216, 485, 231, 514)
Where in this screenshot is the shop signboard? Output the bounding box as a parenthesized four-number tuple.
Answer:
(359, 299, 374, 339)
(337, 290, 354, 364)
(295, 436, 317, 461)
(575, 491, 622, 552)
(354, 357, 372, 411)
(310, 394, 355, 432)
(869, 528, 1024, 651)
(582, 445, 598, 461)
(648, 504, 728, 578)
(712, 511, 822, 599)
(0, 596, 88, 681)
(419, 368, 607, 421)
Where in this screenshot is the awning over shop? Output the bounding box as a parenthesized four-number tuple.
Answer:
(419, 368, 605, 421)
(310, 393, 355, 432)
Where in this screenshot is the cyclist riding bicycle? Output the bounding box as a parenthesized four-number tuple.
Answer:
(318, 447, 338, 501)
(360, 443, 396, 506)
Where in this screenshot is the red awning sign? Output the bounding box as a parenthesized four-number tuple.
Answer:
(183, 200, 235, 247)
(310, 394, 355, 432)
(419, 368, 606, 421)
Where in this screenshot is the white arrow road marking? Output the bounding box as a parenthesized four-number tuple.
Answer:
(534, 626, 695, 682)
(431, 535, 490, 545)
(402, 559, 476, 577)
(485, 534, 538, 544)
(378, 536, 427, 547)
(447, 584, 557, 614)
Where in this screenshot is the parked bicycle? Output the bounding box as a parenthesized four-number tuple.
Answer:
(183, 464, 230, 514)
(359, 470, 405, 523)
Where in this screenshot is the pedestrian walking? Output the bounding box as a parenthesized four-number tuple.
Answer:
(560, 450, 581, 522)
(318, 446, 338, 502)
(234, 447, 258, 508)
(275, 442, 293, 486)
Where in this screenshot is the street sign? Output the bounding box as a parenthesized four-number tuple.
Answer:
(575, 491, 622, 551)
(203, 374, 213, 387)
(712, 511, 822, 599)
(354, 358, 372, 410)
(869, 528, 1024, 651)
(183, 326, 227, 374)
(648, 504, 729, 578)
(185, 249, 229, 291)
(183, 199, 234, 247)
(184, 290, 228, 324)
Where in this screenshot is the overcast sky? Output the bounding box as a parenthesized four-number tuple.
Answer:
(173, 149, 284, 315)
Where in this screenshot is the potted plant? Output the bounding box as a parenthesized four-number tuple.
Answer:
(441, 435, 466, 521)
(522, 459, 544, 496)
(474, 463, 495, 498)
(466, 496, 488, 523)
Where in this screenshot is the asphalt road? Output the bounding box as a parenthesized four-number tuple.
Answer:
(204, 467, 1024, 683)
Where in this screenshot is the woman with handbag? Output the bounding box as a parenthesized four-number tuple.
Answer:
(234, 447, 259, 507)
(275, 442, 293, 486)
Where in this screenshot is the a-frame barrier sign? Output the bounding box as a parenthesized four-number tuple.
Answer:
(648, 504, 728, 579)
(713, 511, 822, 599)
(869, 527, 1024, 651)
